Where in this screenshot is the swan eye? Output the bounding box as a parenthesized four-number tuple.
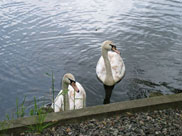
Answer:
(68, 78, 75, 84)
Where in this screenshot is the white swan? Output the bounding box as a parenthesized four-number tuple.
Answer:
(96, 40, 125, 86)
(51, 73, 86, 112)
(96, 41, 125, 86)
(96, 40, 125, 104)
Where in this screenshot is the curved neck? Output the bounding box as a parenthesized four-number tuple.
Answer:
(62, 80, 70, 111)
(102, 48, 114, 85)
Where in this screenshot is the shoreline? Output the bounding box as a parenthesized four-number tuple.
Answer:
(1, 93, 182, 135)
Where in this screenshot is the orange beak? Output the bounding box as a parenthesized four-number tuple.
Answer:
(112, 47, 120, 54)
(70, 82, 79, 93)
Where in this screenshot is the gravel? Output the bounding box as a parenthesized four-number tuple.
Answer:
(23, 108, 182, 136)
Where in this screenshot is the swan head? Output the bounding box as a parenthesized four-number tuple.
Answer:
(63, 73, 79, 92)
(102, 40, 120, 54)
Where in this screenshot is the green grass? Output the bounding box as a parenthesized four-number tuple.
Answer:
(27, 97, 53, 134)
(0, 120, 10, 135)
(0, 96, 53, 134)
(45, 71, 55, 111)
(16, 96, 26, 118)
(0, 96, 26, 134)
(0, 71, 64, 134)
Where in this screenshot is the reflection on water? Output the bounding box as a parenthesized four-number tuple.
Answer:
(0, 0, 182, 120)
(103, 85, 115, 104)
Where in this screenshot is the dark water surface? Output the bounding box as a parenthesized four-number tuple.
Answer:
(0, 0, 182, 120)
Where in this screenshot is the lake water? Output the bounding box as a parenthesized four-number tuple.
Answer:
(0, 0, 182, 120)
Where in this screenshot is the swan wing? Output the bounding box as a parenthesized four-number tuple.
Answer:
(51, 90, 64, 112)
(96, 56, 106, 83)
(52, 82, 86, 112)
(108, 51, 125, 83)
(68, 82, 86, 110)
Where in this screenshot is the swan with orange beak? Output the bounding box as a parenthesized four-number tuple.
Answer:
(52, 73, 86, 112)
(96, 40, 125, 104)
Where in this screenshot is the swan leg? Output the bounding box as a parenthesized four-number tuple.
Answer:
(103, 85, 115, 104)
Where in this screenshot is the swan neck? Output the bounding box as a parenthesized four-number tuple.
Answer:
(62, 80, 70, 111)
(102, 48, 114, 84)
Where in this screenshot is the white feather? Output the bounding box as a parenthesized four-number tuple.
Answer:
(96, 51, 125, 84)
(51, 82, 86, 112)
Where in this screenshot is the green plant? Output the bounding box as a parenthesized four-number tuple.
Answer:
(0, 96, 27, 135)
(0, 121, 7, 135)
(27, 97, 53, 133)
(1, 70, 59, 134)
(0, 121, 7, 131)
(29, 97, 38, 116)
(27, 111, 52, 133)
(0, 116, 11, 135)
(16, 96, 26, 118)
(45, 71, 55, 111)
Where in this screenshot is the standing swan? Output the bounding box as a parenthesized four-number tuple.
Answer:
(51, 73, 86, 112)
(96, 40, 125, 104)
